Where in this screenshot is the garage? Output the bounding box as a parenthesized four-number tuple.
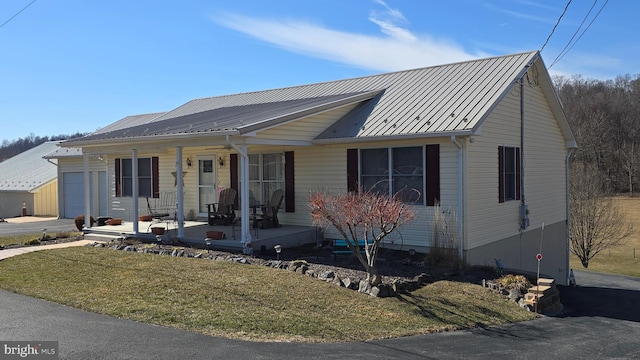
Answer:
(62, 172, 84, 218)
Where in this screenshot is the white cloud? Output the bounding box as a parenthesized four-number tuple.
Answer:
(211, 11, 479, 72)
(368, 0, 416, 42)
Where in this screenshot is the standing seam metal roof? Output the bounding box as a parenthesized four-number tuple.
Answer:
(0, 141, 60, 192)
(65, 51, 542, 145)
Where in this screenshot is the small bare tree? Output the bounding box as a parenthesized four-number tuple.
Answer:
(570, 162, 633, 268)
(309, 188, 416, 285)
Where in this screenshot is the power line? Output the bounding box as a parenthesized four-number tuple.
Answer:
(550, 0, 599, 66)
(0, 0, 37, 30)
(540, 0, 573, 53)
(549, 0, 609, 69)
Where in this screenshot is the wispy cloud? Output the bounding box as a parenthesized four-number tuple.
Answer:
(211, 1, 481, 72)
(484, 3, 556, 24)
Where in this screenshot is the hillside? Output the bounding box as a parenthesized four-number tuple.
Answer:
(0, 132, 85, 162)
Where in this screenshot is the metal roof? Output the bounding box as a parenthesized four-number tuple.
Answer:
(63, 51, 570, 146)
(93, 112, 167, 134)
(0, 141, 60, 192)
(65, 92, 381, 143)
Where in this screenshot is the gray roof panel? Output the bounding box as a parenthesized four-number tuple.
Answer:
(0, 141, 60, 192)
(65, 51, 546, 145)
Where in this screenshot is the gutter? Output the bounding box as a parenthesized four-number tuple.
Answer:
(450, 135, 464, 260)
(314, 130, 473, 145)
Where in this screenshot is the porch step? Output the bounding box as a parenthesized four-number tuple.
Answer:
(82, 232, 121, 242)
(522, 278, 561, 313)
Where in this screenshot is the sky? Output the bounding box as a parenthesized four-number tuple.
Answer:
(1, 0, 637, 143)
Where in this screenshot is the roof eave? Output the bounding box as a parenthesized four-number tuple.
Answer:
(60, 129, 241, 148)
(313, 130, 473, 144)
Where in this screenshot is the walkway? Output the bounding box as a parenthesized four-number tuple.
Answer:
(0, 240, 98, 261)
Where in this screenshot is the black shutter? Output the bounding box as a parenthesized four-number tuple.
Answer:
(426, 144, 440, 206)
(115, 158, 121, 197)
(347, 148, 359, 192)
(498, 146, 505, 203)
(152, 156, 159, 198)
(230, 153, 239, 200)
(285, 151, 295, 212)
(515, 147, 521, 200)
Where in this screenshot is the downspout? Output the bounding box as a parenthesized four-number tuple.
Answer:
(565, 148, 574, 285)
(519, 77, 529, 230)
(450, 136, 464, 260)
(225, 134, 252, 252)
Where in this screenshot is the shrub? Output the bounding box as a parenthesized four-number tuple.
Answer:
(74, 215, 95, 231)
(496, 274, 531, 293)
(23, 238, 41, 246)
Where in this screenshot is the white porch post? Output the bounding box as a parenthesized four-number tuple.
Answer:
(240, 144, 252, 251)
(176, 146, 185, 238)
(132, 149, 139, 234)
(83, 152, 91, 229)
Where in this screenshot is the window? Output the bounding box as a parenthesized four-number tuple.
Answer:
(348, 145, 439, 205)
(115, 157, 158, 198)
(248, 153, 285, 206)
(230, 151, 295, 212)
(498, 146, 521, 203)
(360, 146, 424, 204)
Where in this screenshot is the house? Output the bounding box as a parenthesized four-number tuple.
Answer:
(58, 51, 576, 285)
(44, 112, 166, 219)
(0, 141, 60, 218)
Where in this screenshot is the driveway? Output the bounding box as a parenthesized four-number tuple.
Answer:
(0, 269, 638, 359)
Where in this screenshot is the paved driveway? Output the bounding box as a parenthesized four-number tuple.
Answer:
(0, 269, 638, 359)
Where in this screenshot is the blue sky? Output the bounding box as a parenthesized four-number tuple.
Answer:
(1, 0, 636, 143)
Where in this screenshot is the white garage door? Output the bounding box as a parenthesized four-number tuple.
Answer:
(63, 172, 84, 218)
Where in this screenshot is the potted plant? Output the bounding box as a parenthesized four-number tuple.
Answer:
(139, 215, 153, 222)
(151, 227, 165, 235)
(205, 230, 225, 240)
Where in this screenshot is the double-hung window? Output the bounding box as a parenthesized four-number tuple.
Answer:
(498, 146, 521, 203)
(358, 146, 430, 204)
(116, 157, 158, 198)
(348, 145, 439, 205)
(248, 153, 285, 206)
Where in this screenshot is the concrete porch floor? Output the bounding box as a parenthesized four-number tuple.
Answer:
(84, 219, 323, 253)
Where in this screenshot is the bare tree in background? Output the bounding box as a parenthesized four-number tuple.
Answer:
(570, 162, 633, 268)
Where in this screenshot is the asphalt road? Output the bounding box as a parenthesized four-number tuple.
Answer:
(0, 218, 77, 236)
(0, 269, 639, 359)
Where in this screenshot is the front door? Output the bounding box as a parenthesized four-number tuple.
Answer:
(197, 156, 216, 216)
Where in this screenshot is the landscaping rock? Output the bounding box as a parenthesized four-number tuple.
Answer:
(123, 245, 136, 252)
(318, 271, 335, 281)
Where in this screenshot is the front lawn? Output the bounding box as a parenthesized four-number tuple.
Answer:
(0, 247, 536, 342)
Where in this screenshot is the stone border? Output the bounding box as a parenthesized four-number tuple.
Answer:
(92, 241, 434, 298)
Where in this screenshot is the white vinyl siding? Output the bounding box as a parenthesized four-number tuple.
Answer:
(465, 82, 568, 249)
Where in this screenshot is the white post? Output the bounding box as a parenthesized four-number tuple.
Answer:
(132, 149, 139, 234)
(83, 152, 91, 229)
(176, 146, 185, 238)
(240, 144, 252, 252)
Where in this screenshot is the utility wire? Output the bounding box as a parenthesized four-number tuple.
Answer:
(540, 0, 573, 53)
(550, 0, 598, 66)
(549, 0, 609, 68)
(0, 0, 37, 30)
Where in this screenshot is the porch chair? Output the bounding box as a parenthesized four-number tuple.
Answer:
(146, 191, 178, 230)
(253, 189, 284, 229)
(207, 188, 237, 226)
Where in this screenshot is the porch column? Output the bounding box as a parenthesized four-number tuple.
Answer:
(239, 144, 252, 250)
(132, 149, 139, 234)
(176, 146, 185, 238)
(83, 152, 91, 229)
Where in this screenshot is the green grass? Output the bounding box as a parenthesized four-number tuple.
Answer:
(0, 247, 536, 342)
(0, 232, 81, 247)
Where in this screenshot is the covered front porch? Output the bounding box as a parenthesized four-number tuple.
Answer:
(83, 219, 322, 253)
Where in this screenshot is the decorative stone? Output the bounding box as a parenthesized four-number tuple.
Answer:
(123, 245, 136, 252)
(358, 280, 372, 294)
(318, 271, 335, 281)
